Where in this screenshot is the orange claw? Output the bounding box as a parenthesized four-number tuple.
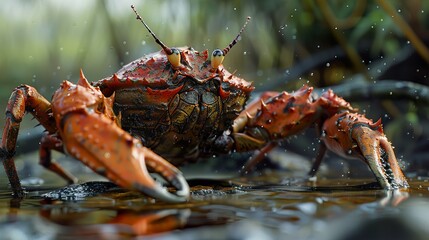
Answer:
(51, 71, 189, 202)
(322, 112, 408, 189)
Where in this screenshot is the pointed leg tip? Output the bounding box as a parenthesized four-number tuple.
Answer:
(79, 68, 85, 78)
(12, 189, 26, 199)
(133, 183, 189, 203)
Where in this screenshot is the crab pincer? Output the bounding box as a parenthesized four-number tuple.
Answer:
(321, 112, 408, 189)
(52, 71, 189, 202)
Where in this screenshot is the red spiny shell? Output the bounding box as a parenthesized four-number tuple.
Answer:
(93, 47, 254, 164)
(247, 86, 319, 138)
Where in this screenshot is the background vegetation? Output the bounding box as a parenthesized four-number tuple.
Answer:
(1, 0, 429, 172)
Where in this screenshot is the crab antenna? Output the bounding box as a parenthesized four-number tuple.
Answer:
(131, 5, 173, 55)
(222, 16, 251, 56)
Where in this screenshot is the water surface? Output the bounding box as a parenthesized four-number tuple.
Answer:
(1, 172, 429, 239)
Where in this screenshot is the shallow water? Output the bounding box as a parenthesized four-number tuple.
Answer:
(1, 172, 429, 240)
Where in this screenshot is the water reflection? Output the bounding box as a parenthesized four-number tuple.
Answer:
(0, 176, 429, 239)
(40, 207, 190, 237)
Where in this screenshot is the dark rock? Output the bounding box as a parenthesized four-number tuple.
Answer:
(42, 181, 119, 200)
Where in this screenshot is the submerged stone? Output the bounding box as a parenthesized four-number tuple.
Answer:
(42, 181, 119, 200)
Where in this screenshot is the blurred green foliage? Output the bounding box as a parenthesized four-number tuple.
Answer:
(0, 0, 428, 130)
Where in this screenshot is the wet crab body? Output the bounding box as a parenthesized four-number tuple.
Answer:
(95, 47, 252, 165)
(1, 6, 408, 203)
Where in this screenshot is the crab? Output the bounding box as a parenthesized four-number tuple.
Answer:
(1, 5, 408, 202)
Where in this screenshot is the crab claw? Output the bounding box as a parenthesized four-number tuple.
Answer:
(58, 113, 189, 202)
(350, 126, 408, 189)
(52, 74, 189, 202)
(322, 112, 408, 189)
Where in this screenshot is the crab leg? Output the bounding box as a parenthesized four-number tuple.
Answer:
(307, 143, 327, 177)
(322, 112, 408, 189)
(231, 86, 408, 189)
(39, 134, 77, 184)
(240, 142, 278, 174)
(1, 85, 58, 197)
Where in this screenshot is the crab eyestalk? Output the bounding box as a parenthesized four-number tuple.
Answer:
(131, 5, 181, 68)
(167, 48, 181, 68)
(211, 49, 225, 69)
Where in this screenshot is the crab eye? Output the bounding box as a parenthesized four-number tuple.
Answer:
(211, 49, 225, 69)
(167, 48, 181, 68)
